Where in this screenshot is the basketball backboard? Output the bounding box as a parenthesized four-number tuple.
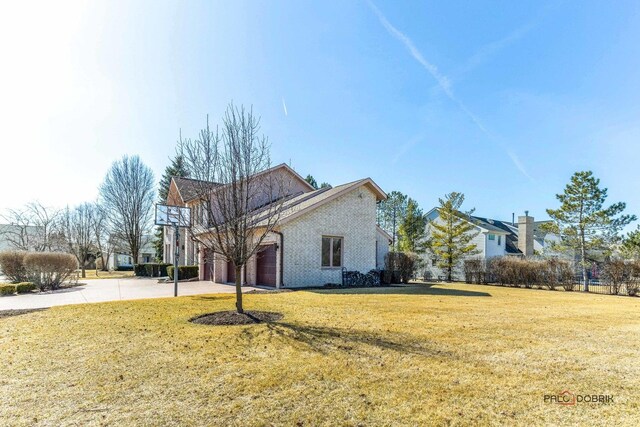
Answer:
(155, 204, 191, 227)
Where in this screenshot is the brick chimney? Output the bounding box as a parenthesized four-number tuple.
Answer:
(518, 212, 534, 257)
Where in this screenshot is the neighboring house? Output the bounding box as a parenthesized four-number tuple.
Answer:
(0, 224, 18, 252)
(107, 237, 157, 270)
(164, 163, 390, 288)
(422, 209, 560, 280)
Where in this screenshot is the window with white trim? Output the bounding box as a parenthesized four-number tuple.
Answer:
(322, 236, 343, 267)
(488, 234, 495, 241)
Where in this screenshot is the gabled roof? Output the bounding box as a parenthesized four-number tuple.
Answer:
(170, 163, 315, 204)
(426, 208, 519, 254)
(469, 215, 521, 254)
(425, 207, 509, 234)
(252, 178, 386, 228)
(171, 177, 221, 203)
(469, 215, 513, 235)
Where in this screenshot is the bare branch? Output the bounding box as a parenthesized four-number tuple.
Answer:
(179, 104, 293, 312)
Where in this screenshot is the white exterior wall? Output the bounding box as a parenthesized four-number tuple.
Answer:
(376, 229, 390, 269)
(484, 232, 507, 258)
(281, 186, 378, 287)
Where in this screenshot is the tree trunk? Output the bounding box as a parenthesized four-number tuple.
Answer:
(81, 266, 86, 278)
(235, 264, 243, 313)
(580, 230, 588, 292)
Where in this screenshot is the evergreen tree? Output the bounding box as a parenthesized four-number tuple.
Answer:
(423, 192, 479, 281)
(622, 226, 640, 260)
(376, 191, 408, 250)
(544, 171, 636, 290)
(305, 174, 319, 190)
(319, 182, 331, 189)
(398, 198, 426, 252)
(153, 155, 189, 261)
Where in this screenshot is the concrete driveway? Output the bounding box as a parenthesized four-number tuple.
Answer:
(0, 278, 264, 310)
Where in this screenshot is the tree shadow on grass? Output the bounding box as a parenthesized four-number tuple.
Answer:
(0, 308, 48, 318)
(257, 322, 452, 359)
(306, 284, 491, 297)
(192, 295, 237, 302)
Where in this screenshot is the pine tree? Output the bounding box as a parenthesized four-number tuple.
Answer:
(376, 191, 408, 250)
(304, 174, 331, 189)
(153, 155, 189, 261)
(622, 226, 640, 260)
(424, 192, 480, 281)
(544, 171, 636, 290)
(305, 174, 319, 190)
(398, 198, 426, 253)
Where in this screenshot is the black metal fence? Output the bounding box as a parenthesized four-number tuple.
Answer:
(462, 274, 638, 296)
(571, 278, 631, 295)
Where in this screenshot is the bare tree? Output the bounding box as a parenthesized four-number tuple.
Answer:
(99, 155, 155, 264)
(61, 203, 97, 278)
(180, 104, 290, 313)
(91, 203, 118, 272)
(0, 202, 63, 251)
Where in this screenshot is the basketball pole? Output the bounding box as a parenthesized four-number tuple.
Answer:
(174, 222, 179, 297)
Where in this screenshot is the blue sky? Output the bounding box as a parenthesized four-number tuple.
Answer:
(1, 0, 639, 226)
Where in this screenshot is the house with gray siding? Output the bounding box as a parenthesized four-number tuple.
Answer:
(422, 208, 558, 280)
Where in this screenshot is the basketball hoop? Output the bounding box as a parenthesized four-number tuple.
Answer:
(155, 204, 192, 297)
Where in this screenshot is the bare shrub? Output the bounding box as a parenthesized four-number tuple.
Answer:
(627, 261, 640, 296)
(489, 257, 522, 287)
(463, 258, 486, 284)
(0, 251, 28, 283)
(520, 260, 540, 288)
(24, 252, 77, 291)
(487, 257, 506, 286)
(601, 260, 629, 295)
(384, 252, 417, 284)
(487, 256, 574, 290)
(399, 253, 419, 284)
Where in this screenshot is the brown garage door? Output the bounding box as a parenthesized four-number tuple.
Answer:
(227, 261, 236, 283)
(256, 244, 277, 287)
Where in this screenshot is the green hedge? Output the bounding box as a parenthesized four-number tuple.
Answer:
(167, 266, 199, 280)
(116, 265, 134, 271)
(16, 282, 36, 294)
(134, 263, 172, 277)
(0, 285, 16, 296)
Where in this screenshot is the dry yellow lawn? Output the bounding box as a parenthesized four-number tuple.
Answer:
(1, 283, 639, 426)
(74, 270, 135, 280)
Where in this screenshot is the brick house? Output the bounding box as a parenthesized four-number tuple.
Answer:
(164, 164, 390, 288)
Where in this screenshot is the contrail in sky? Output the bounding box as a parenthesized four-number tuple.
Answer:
(282, 97, 288, 116)
(367, 0, 535, 182)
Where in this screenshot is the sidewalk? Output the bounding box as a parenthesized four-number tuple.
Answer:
(0, 278, 263, 310)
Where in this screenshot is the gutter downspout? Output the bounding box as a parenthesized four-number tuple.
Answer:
(273, 230, 284, 288)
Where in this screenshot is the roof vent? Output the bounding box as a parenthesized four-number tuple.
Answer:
(487, 219, 494, 224)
